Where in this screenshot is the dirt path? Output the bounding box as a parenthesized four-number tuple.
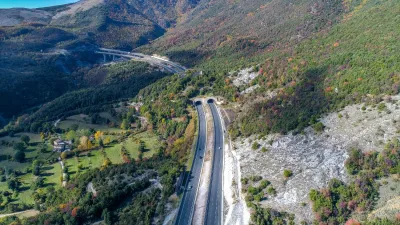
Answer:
(0, 209, 40, 219)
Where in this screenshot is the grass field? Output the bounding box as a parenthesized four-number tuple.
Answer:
(104, 131, 161, 163)
(0, 128, 161, 208)
(0, 132, 58, 205)
(57, 114, 124, 132)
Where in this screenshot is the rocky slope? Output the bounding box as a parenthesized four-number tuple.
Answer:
(232, 96, 400, 223)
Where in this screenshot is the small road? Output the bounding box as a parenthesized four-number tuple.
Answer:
(205, 100, 224, 225)
(0, 209, 39, 219)
(175, 102, 207, 225)
(95, 48, 187, 74)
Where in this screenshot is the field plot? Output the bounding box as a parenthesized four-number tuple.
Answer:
(57, 114, 123, 132)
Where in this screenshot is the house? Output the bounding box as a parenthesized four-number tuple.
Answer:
(128, 102, 143, 112)
(53, 139, 72, 152)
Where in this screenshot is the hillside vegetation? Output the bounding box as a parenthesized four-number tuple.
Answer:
(143, 0, 344, 68)
(231, 0, 400, 136)
(0, 0, 200, 120)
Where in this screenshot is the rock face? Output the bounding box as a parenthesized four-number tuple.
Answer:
(233, 96, 400, 223)
(0, 8, 52, 26)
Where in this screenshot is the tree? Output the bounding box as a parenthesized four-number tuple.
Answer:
(13, 142, 25, 151)
(71, 207, 79, 217)
(65, 130, 76, 141)
(138, 140, 145, 153)
(40, 132, 45, 141)
(102, 158, 112, 169)
(7, 178, 19, 191)
(120, 119, 129, 130)
(20, 135, 30, 145)
(78, 136, 89, 150)
(102, 208, 112, 225)
(61, 152, 68, 160)
(32, 160, 41, 176)
(14, 151, 25, 162)
(30, 177, 44, 190)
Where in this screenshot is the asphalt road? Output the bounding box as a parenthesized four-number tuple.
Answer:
(175, 102, 207, 225)
(95, 48, 187, 74)
(205, 101, 224, 225)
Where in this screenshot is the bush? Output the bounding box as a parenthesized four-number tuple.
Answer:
(14, 151, 25, 163)
(377, 103, 386, 111)
(259, 180, 270, 189)
(252, 142, 260, 150)
(261, 147, 268, 152)
(312, 122, 324, 132)
(283, 169, 292, 178)
(250, 175, 262, 182)
(266, 186, 276, 195)
(13, 142, 25, 151)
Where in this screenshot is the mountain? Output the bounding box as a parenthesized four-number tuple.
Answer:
(0, 0, 400, 225)
(0, 0, 200, 118)
(142, 0, 344, 67)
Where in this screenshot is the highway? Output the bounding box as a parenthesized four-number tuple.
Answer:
(205, 100, 224, 225)
(175, 102, 207, 225)
(94, 48, 187, 74)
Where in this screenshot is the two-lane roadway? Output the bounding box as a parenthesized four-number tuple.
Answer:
(175, 102, 207, 225)
(205, 100, 224, 225)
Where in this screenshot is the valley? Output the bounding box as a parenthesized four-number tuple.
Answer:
(0, 0, 399, 225)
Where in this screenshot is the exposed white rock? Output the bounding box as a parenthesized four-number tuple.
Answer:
(234, 97, 400, 223)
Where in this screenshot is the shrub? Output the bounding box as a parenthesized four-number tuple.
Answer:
(250, 175, 263, 182)
(377, 103, 386, 111)
(283, 169, 292, 178)
(252, 142, 260, 150)
(312, 122, 324, 132)
(267, 186, 276, 195)
(13, 142, 25, 151)
(261, 147, 268, 152)
(259, 180, 270, 189)
(14, 151, 25, 163)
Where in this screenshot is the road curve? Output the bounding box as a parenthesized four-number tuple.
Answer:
(205, 101, 224, 225)
(175, 102, 207, 225)
(95, 48, 187, 74)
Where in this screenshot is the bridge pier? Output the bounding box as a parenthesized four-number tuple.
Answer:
(103, 54, 106, 62)
(113, 55, 115, 61)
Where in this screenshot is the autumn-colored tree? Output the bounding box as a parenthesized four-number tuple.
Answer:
(40, 132, 45, 141)
(78, 136, 90, 150)
(94, 131, 104, 142)
(102, 157, 112, 169)
(61, 152, 68, 160)
(345, 219, 360, 225)
(71, 207, 79, 217)
(103, 136, 111, 145)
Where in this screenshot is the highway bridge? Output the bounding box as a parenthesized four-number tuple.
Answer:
(95, 48, 187, 74)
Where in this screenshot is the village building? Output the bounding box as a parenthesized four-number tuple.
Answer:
(53, 139, 72, 152)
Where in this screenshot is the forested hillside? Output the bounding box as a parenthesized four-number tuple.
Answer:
(142, 0, 344, 68)
(0, 0, 200, 120)
(0, 0, 399, 224)
(230, 0, 400, 136)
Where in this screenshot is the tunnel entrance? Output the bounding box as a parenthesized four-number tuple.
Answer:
(207, 99, 214, 103)
(195, 101, 202, 105)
